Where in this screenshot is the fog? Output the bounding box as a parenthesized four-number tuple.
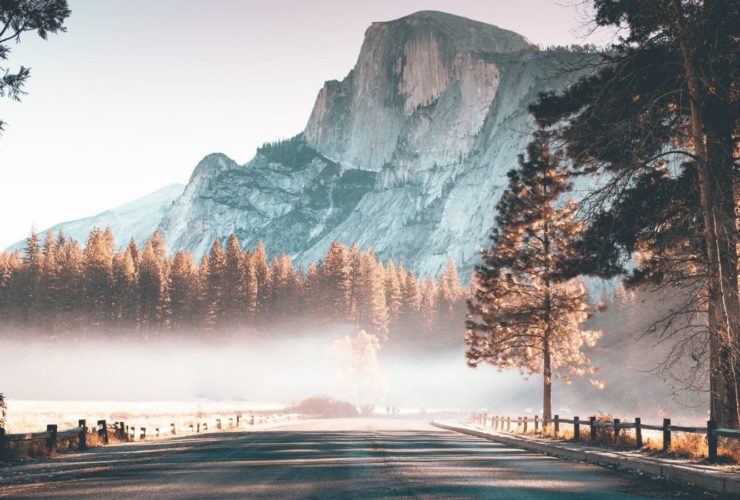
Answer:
(0, 329, 525, 410)
(0, 319, 708, 424)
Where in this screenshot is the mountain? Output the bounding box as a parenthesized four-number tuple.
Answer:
(6, 184, 184, 252)
(18, 11, 596, 277)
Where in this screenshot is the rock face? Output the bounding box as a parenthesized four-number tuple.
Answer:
(160, 11, 593, 276)
(19, 11, 594, 277)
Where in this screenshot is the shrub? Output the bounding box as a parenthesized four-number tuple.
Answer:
(288, 396, 358, 418)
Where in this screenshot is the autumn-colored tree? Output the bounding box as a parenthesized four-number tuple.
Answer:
(138, 240, 165, 331)
(252, 240, 271, 320)
(111, 247, 137, 328)
(321, 241, 352, 320)
(384, 260, 403, 323)
(206, 238, 227, 329)
(466, 132, 601, 423)
(169, 250, 198, 330)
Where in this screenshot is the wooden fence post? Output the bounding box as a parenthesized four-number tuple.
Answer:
(170, 423, 176, 435)
(589, 416, 596, 442)
(534, 415, 539, 433)
(523, 417, 528, 434)
(78, 419, 87, 450)
(635, 418, 642, 448)
(236, 415, 240, 427)
(573, 416, 580, 440)
(554, 415, 559, 435)
(217, 418, 222, 430)
(662, 418, 671, 452)
(140, 427, 146, 440)
(47, 424, 58, 453)
(197, 423, 200, 433)
(613, 419, 620, 443)
(97, 419, 108, 444)
(507, 416, 510, 432)
(707, 420, 717, 462)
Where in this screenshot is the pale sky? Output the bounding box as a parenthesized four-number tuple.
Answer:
(0, 0, 614, 249)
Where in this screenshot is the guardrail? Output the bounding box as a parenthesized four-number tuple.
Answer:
(0, 412, 304, 460)
(472, 413, 739, 462)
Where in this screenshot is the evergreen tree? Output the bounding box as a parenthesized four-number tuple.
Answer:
(206, 238, 227, 329)
(321, 241, 352, 320)
(240, 250, 258, 320)
(401, 270, 422, 315)
(252, 240, 271, 320)
(169, 250, 198, 330)
(466, 132, 601, 424)
(84, 227, 115, 327)
(111, 248, 137, 328)
(224, 234, 244, 322)
(138, 241, 164, 331)
(530, 0, 739, 427)
(422, 276, 438, 336)
(384, 260, 403, 323)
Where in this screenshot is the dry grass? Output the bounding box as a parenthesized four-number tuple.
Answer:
(488, 414, 739, 464)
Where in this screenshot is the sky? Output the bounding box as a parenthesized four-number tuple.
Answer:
(0, 0, 615, 249)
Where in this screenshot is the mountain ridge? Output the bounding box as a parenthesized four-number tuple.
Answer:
(9, 11, 596, 278)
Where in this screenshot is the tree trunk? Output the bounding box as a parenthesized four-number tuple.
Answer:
(672, 0, 740, 428)
(543, 331, 552, 425)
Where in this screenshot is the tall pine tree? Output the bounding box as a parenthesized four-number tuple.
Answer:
(466, 132, 601, 423)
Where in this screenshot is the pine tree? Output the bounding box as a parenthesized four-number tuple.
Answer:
(422, 276, 438, 336)
(466, 132, 601, 424)
(402, 270, 422, 315)
(20, 230, 43, 324)
(54, 238, 84, 332)
(321, 241, 352, 320)
(84, 227, 115, 327)
(439, 258, 463, 317)
(40, 230, 59, 329)
(252, 240, 272, 320)
(530, 0, 739, 427)
(169, 250, 198, 330)
(224, 234, 244, 322)
(138, 240, 164, 331)
(111, 248, 137, 328)
(384, 260, 403, 323)
(206, 238, 227, 329)
(240, 250, 258, 320)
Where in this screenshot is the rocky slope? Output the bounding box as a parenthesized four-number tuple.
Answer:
(160, 11, 594, 276)
(17, 11, 595, 277)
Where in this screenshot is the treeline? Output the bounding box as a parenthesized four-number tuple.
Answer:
(0, 229, 466, 343)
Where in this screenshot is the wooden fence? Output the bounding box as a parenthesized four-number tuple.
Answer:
(472, 412, 740, 462)
(0, 412, 303, 459)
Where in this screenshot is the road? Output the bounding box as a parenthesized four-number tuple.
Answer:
(0, 418, 709, 499)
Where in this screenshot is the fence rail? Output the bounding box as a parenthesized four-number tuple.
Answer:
(0, 412, 304, 460)
(472, 412, 739, 463)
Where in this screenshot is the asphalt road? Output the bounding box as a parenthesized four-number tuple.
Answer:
(0, 418, 709, 499)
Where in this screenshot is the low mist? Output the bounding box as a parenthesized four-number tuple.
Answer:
(0, 315, 709, 424)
